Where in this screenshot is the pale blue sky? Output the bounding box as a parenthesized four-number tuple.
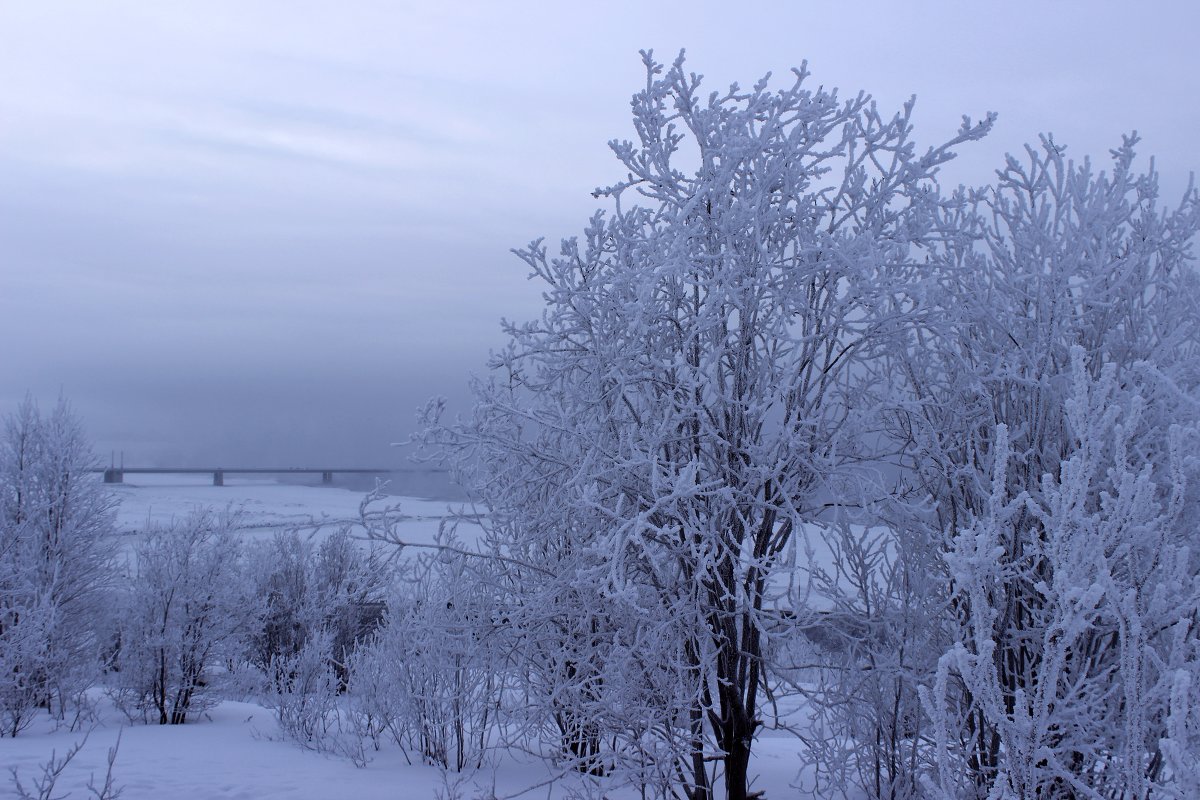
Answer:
(2, 0, 1198, 466)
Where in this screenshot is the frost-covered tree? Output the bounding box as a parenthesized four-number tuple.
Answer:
(0, 397, 117, 735)
(421, 51, 991, 800)
(891, 138, 1200, 796)
(112, 511, 257, 725)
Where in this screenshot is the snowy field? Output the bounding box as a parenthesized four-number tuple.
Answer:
(3, 698, 810, 800)
(1, 476, 812, 800)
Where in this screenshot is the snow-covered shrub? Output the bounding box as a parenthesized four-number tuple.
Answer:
(363, 489, 703, 787)
(922, 355, 1200, 798)
(883, 135, 1200, 796)
(798, 521, 945, 800)
(7, 729, 123, 800)
(0, 397, 118, 735)
(0, 591, 56, 738)
(268, 629, 341, 743)
(244, 528, 390, 765)
(342, 628, 406, 757)
(348, 536, 506, 772)
(266, 628, 370, 766)
(111, 511, 257, 724)
(245, 527, 391, 688)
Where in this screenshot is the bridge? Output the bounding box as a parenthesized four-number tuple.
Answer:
(96, 467, 423, 486)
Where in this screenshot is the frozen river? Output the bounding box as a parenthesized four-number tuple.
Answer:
(103, 472, 476, 550)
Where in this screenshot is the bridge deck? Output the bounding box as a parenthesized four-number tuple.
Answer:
(94, 467, 436, 486)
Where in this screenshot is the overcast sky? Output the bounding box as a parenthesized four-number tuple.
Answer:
(2, 1, 1198, 467)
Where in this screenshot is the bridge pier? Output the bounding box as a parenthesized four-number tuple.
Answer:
(213, 470, 224, 487)
(103, 469, 123, 484)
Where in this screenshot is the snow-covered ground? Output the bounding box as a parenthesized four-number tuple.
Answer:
(3, 697, 810, 800)
(5, 700, 447, 800)
(1, 477, 810, 799)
